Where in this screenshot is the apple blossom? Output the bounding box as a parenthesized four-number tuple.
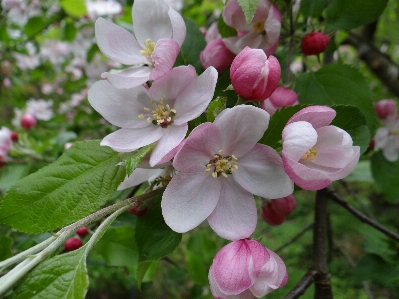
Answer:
(374, 115, 399, 162)
(231, 47, 280, 101)
(209, 239, 288, 298)
(282, 106, 360, 190)
(261, 86, 299, 116)
(200, 38, 236, 74)
(85, 0, 122, 20)
(374, 99, 397, 119)
(0, 127, 13, 161)
(26, 99, 54, 121)
(223, 0, 281, 56)
(261, 195, 296, 226)
(88, 65, 217, 166)
(301, 32, 330, 56)
(162, 105, 293, 240)
(95, 0, 186, 88)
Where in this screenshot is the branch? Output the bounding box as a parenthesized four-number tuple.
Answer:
(283, 269, 318, 299)
(328, 191, 399, 242)
(275, 223, 313, 253)
(313, 188, 333, 299)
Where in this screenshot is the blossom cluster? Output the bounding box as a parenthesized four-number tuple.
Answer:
(86, 0, 361, 297)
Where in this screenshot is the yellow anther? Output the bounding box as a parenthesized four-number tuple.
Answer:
(206, 150, 238, 178)
(212, 172, 217, 178)
(301, 147, 318, 162)
(138, 114, 144, 119)
(144, 108, 151, 112)
(139, 38, 156, 64)
(147, 117, 152, 123)
(222, 172, 228, 178)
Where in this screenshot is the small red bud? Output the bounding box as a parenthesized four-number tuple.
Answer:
(369, 139, 375, 149)
(374, 99, 397, 119)
(11, 131, 18, 142)
(301, 32, 330, 56)
(76, 227, 88, 237)
(129, 203, 147, 216)
(64, 237, 83, 251)
(261, 195, 297, 226)
(20, 113, 36, 130)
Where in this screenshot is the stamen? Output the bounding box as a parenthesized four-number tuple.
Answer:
(206, 150, 238, 178)
(253, 20, 265, 33)
(301, 147, 318, 162)
(138, 114, 144, 119)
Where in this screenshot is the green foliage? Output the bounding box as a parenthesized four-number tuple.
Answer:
(0, 141, 126, 234)
(93, 226, 138, 267)
(300, 0, 326, 18)
(0, 236, 13, 261)
(186, 251, 208, 285)
(217, 14, 237, 38)
(294, 63, 376, 133)
(0, 164, 31, 195)
(371, 151, 399, 204)
(174, 18, 206, 74)
(120, 143, 155, 177)
(237, 0, 258, 24)
(325, 0, 388, 31)
(63, 22, 77, 41)
(60, 0, 88, 18)
(9, 246, 89, 299)
(207, 97, 226, 122)
(135, 196, 182, 263)
(24, 17, 46, 38)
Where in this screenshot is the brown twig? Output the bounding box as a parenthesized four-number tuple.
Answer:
(283, 268, 318, 299)
(275, 223, 313, 253)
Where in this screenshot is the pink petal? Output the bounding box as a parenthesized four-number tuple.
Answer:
(207, 177, 257, 240)
(282, 155, 331, 190)
(282, 121, 318, 161)
(213, 105, 270, 157)
(88, 80, 152, 129)
(168, 7, 186, 46)
(149, 123, 188, 167)
(133, 0, 172, 47)
(250, 248, 287, 297)
(327, 146, 360, 180)
(173, 66, 218, 125)
(173, 123, 221, 172)
(212, 240, 255, 295)
(286, 106, 336, 129)
(157, 139, 186, 165)
(209, 266, 229, 298)
(149, 65, 197, 108)
(117, 168, 164, 190)
(224, 33, 263, 55)
(234, 144, 294, 199)
(101, 126, 163, 152)
(161, 171, 222, 233)
(102, 66, 151, 89)
(245, 240, 270, 276)
(223, 0, 251, 32)
(149, 39, 180, 81)
(95, 18, 146, 65)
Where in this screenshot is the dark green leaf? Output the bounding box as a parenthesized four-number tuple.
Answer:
(371, 151, 399, 204)
(300, 0, 326, 18)
(326, 0, 388, 31)
(24, 17, 46, 38)
(60, 0, 88, 18)
(87, 44, 100, 63)
(174, 18, 206, 73)
(63, 22, 77, 41)
(0, 164, 31, 195)
(186, 251, 208, 285)
(294, 63, 376, 133)
(207, 97, 227, 122)
(0, 140, 126, 234)
(136, 261, 152, 290)
(0, 236, 13, 261)
(217, 14, 237, 38)
(93, 226, 138, 267)
(9, 246, 89, 299)
(237, 0, 258, 24)
(135, 195, 181, 263)
(120, 143, 155, 176)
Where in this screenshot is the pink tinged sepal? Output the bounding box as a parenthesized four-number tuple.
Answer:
(102, 66, 151, 89)
(207, 177, 257, 241)
(286, 105, 336, 128)
(149, 39, 180, 81)
(95, 18, 146, 65)
(161, 171, 222, 233)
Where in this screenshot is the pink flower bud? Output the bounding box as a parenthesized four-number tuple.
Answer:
(261, 86, 299, 115)
(261, 195, 297, 226)
(11, 131, 18, 142)
(301, 32, 330, 56)
(230, 47, 281, 101)
(20, 113, 36, 130)
(64, 237, 83, 252)
(200, 38, 236, 73)
(374, 99, 397, 119)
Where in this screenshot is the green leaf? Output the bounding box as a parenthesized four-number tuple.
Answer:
(136, 261, 152, 290)
(24, 17, 46, 38)
(207, 97, 227, 122)
(237, 0, 258, 24)
(93, 226, 138, 267)
(330, 105, 370, 154)
(0, 164, 30, 195)
(300, 0, 326, 18)
(371, 151, 399, 204)
(120, 143, 155, 177)
(259, 105, 309, 150)
(345, 160, 373, 182)
(186, 251, 208, 285)
(325, 0, 388, 31)
(174, 18, 206, 73)
(9, 246, 89, 299)
(60, 0, 88, 18)
(135, 195, 181, 263)
(294, 63, 375, 133)
(0, 236, 13, 261)
(0, 140, 126, 234)
(217, 14, 237, 38)
(63, 22, 77, 41)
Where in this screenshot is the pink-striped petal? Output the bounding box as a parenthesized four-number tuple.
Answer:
(286, 106, 336, 128)
(149, 39, 180, 81)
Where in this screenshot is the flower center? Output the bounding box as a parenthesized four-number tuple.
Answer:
(139, 38, 156, 65)
(138, 98, 176, 128)
(301, 147, 318, 162)
(253, 20, 265, 34)
(205, 150, 238, 178)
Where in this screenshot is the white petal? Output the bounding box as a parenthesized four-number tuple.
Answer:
(102, 66, 151, 89)
(282, 121, 318, 161)
(168, 7, 186, 46)
(117, 168, 164, 190)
